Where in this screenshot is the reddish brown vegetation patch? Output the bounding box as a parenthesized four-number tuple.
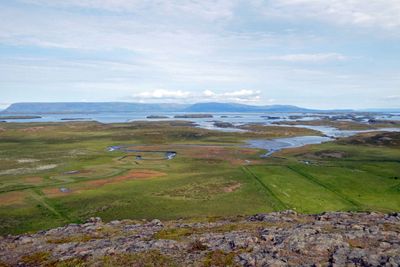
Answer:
(124, 145, 173, 151)
(85, 170, 166, 188)
(44, 170, 166, 197)
(223, 182, 241, 193)
(43, 188, 68, 197)
(274, 146, 311, 157)
(23, 176, 43, 184)
(0, 192, 26, 206)
(183, 146, 258, 165)
(21, 127, 46, 132)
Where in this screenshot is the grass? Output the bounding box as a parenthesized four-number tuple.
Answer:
(247, 165, 356, 213)
(154, 221, 280, 241)
(0, 121, 399, 235)
(17, 250, 177, 267)
(100, 251, 177, 267)
(20, 251, 51, 266)
(202, 250, 237, 267)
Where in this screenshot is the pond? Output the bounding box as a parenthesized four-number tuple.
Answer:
(246, 126, 400, 157)
(246, 136, 333, 157)
(108, 145, 177, 160)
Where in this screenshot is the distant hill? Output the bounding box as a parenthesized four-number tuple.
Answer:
(2, 102, 320, 114)
(1, 102, 189, 114)
(184, 102, 315, 113)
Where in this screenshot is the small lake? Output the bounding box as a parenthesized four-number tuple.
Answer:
(108, 145, 177, 160)
(275, 124, 400, 138)
(246, 136, 333, 157)
(246, 126, 400, 157)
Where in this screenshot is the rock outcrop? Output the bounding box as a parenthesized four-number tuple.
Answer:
(1, 211, 399, 266)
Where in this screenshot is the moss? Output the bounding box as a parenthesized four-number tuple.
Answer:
(154, 181, 241, 200)
(347, 239, 365, 249)
(20, 251, 51, 266)
(188, 240, 208, 252)
(202, 250, 237, 267)
(154, 222, 274, 241)
(154, 227, 194, 240)
(382, 223, 400, 232)
(47, 234, 97, 244)
(100, 250, 177, 267)
(55, 258, 87, 267)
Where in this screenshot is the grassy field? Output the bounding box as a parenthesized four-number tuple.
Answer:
(0, 121, 399, 235)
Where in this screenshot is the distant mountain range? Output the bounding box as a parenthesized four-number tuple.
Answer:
(1, 102, 351, 114)
(184, 102, 315, 112)
(1, 102, 189, 114)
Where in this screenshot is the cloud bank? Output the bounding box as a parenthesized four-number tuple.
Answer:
(0, 0, 399, 108)
(130, 89, 261, 103)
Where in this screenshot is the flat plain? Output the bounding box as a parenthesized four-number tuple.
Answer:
(0, 120, 399, 235)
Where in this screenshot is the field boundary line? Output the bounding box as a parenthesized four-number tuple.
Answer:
(241, 166, 288, 211)
(29, 189, 70, 221)
(286, 166, 362, 208)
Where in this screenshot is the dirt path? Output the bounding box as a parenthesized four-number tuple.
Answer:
(29, 189, 69, 221)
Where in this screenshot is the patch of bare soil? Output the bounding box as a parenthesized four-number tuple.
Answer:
(17, 159, 39, 164)
(0, 192, 26, 206)
(44, 170, 166, 197)
(223, 182, 241, 193)
(314, 150, 347, 159)
(43, 187, 69, 197)
(23, 177, 43, 184)
(183, 146, 258, 165)
(20, 127, 45, 132)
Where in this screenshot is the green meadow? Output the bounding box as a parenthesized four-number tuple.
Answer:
(0, 121, 399, 235)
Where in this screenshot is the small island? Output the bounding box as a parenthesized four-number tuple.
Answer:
(213, 121, 235, 128)
(368, 119, 400, 125)
(174, 114, 213, 118)
(261, 115, 281, 120)
(146, 115, 170, 119)
(0, 115, 41, 120)
(61, 118, 88, 121)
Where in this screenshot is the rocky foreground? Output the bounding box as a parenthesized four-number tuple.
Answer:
(1, 211, 400, 266)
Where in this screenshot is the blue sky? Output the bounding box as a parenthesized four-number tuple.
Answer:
(0, 0, 399, 109)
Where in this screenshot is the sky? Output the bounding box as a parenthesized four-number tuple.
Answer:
(0, 0, 400, 109)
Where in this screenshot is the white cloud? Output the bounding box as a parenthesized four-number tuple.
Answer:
(268, 53, 347, 63)
(254, 0, 400, 31)
(22, 0, 143, 11)
(21, 0, 400, 32)
(203, 89, 216, 97)
(126, 89, 261, 103)
(132, 89, 191, 100)
(0, 103, 11, 109)
(20, 0, 237, 21)
(382, 95, 400, 101)
(202, 89, 261, 102)
(1, 1, 399, 108)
